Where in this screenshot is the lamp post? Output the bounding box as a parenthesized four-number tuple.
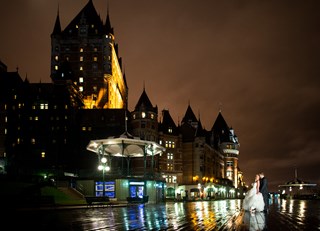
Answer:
(98, 157, 110, 197)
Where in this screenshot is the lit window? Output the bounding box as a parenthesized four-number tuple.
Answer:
(165, 141, 174, 148)
(55, 65, 58, 70)
(79, 86, 83, 92)
(80, 56, 83, 61)
(80, 66, 83, 71)
(41, 152, 45, 158)
(79, 77, 84, 83)
(151, 114, 154, 119)
(94, 47, 98, 52)
(93, 56, 98, 62)
(54, 55, 58, 61)
(168, 128, 172, 133)
(142, 112, 146, 118)
(35, 116, 39, 121)
(93, 86, 97, 91)
(31, 138, 36, 144)
(80, 48, 83, 52)
(173, 176, 177, 183)
(82, 127, 86, 131)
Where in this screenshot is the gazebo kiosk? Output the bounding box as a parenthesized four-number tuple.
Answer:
(86, 132, 166, 203)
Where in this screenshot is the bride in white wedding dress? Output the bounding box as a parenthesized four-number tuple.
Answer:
(243, 174, 265, 212)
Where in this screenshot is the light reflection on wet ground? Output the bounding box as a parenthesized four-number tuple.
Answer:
(6, 199, 320, 230)
(71, 200, 242, 230)
(9, 199, 241, 230)
(266, 198, 320, 231)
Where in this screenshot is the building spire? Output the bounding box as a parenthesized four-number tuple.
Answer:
(105, 1, 113, 34)
(219, 102, 223, 112)
(52, 4, 61, 35)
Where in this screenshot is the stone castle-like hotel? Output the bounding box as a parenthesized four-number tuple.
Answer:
(0, 0, 244, 202)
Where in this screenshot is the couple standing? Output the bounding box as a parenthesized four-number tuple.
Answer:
(243, 172, 269, 213)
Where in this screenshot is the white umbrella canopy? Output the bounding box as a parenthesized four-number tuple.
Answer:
(86, 132, 165, 157)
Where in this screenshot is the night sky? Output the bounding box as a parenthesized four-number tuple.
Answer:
(1, 0, 320, 192)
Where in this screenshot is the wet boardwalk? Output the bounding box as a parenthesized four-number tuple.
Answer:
(4, 199, 320, 230)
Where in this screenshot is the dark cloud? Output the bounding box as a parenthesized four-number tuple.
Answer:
(1, 0, 320, 191)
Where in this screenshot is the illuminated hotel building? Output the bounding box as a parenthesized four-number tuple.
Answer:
(0, 0, 243, 200)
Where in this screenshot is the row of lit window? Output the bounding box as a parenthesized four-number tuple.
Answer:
(77, 81, 98, 92)
(54, 55, 100, 62)
(32, 103, 68, 110)
(132, 112, 155, 120)
(32, 104, 68, 110)
(76, 24, 96, 29)
(165, 141, 175, 148)
(226, 144, 235, 149)
(9, 104, 68, 110)
(28, 116, 68, 121)
(16, 138, 67, 145)
(159, 140, 175, 149)
(163, 175, 177, 183)
(54, 43, 113, 54)
(54, 63, 100, 72)
(82, 127, 92, 131)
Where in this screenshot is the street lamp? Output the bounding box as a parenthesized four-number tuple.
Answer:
(98, 157, 110, 197)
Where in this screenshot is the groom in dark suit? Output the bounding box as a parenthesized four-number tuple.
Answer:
(259, 172, 269, 212)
